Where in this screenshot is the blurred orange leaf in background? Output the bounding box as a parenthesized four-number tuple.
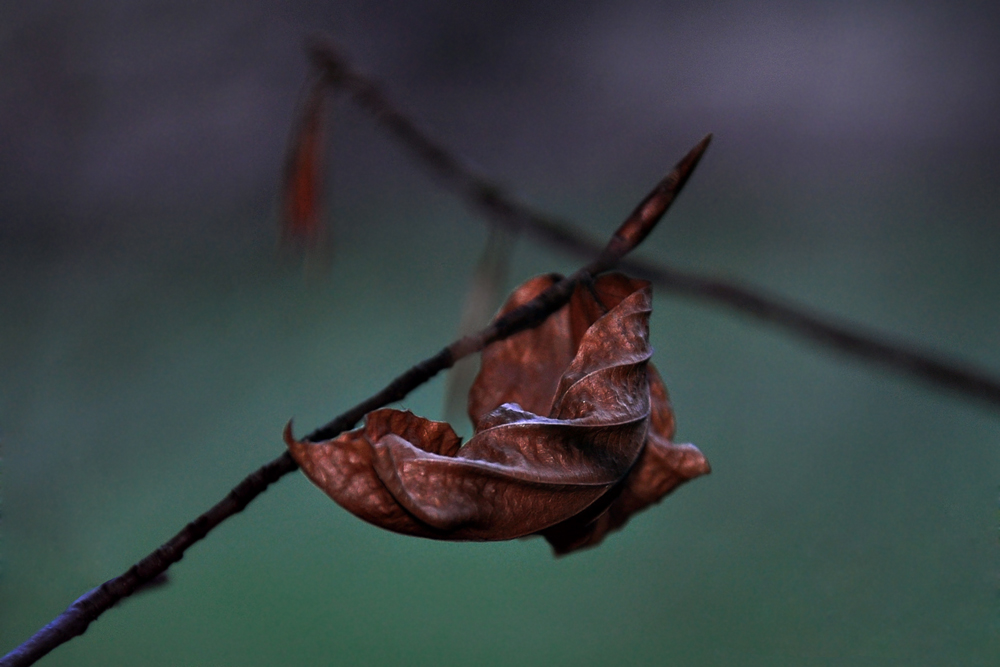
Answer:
(281, 79, 326, 247)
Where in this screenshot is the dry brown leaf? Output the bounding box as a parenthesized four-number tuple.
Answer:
(286, 273, 709, 554)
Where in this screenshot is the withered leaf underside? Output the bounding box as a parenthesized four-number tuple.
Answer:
(286, 273, 709, 555)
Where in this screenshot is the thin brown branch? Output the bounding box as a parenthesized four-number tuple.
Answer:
(307, 37, 1000, 411)
(628, 263, 1000, 407)
(0, 139, 706, 667)
(0, 452, 298, 667)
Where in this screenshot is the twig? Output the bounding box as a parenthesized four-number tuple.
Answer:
(307, 37, 1000, 411)
(0, 138, 708, 667)
(620, 262, 1000, 407)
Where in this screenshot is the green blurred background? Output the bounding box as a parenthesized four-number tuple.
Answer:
(2, 1, 999, 664)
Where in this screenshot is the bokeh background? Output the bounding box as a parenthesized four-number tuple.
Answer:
(2, 1, 999, 664)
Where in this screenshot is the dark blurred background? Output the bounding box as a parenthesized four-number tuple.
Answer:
(2, 1, 999, 665)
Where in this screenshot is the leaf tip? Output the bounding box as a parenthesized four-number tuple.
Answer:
(682, 443, 712, 478)
(283, 420, 307, 458)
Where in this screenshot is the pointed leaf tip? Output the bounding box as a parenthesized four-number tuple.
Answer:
(597, 134, 713, 267)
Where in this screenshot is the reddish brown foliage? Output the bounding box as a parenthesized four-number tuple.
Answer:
(286, 273, 709, 554)
(281, 80, 325, 246)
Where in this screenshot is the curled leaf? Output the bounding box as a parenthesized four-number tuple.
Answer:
(286, 273, 709, 554)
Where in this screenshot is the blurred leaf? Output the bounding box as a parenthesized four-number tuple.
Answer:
(281, 78, 327, 250)
(443, 223, 516, 429)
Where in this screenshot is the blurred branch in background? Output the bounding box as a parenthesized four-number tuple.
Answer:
(307, 36, 1000, 411)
